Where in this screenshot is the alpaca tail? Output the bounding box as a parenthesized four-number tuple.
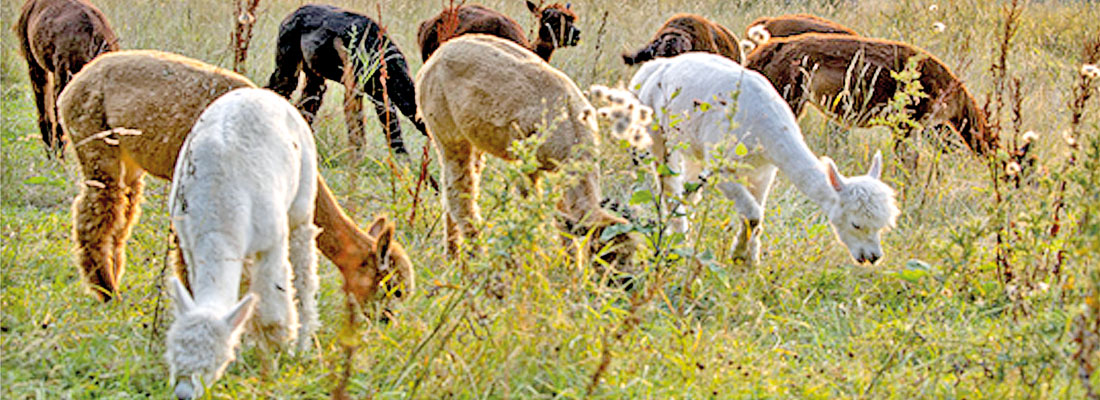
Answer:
(265, 11, 305, 97)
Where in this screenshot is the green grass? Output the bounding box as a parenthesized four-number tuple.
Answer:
(2, 0, 1099, 398)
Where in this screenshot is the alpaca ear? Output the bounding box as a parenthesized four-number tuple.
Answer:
(367, 216, 388, 238)
(822, 157, 846, 191)
(222, 294, 256, 331)
(868, 151, 883, 180)
(168, 277, 194, 315)
(374, 224, 394, 261)
(526, 1, 539, 14)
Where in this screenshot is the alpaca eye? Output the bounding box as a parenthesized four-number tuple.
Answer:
(852, 223, 862, 230)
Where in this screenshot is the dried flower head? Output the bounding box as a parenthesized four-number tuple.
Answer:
(1021, 130, 1039, 143)
(929, 4, 938, 11)
(932, 22, 946, 33)
(1082, 64, 1100, 79)
(1063, 130, 1078, 148)
(747, 25, 770, 44)
(237, 11, 256, 25)
(1005, 161, 1020, 176)
(740, 39, 756, 55)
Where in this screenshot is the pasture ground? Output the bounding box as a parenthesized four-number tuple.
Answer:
(2, 0, 1098, 398)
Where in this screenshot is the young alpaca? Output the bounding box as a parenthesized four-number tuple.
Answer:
(58, 50, 414, 305)
(622, 13, 743, 66)
(417, 1, 581, 62)
(266, 4, 426, 154)
(742, 14, 857, 51)
(16, 0, 118, 156)
(630, 53, 900, 265)
(415, 34, 632, 260)
(165, 88, 319, 400)
(745, 34, 998, 156)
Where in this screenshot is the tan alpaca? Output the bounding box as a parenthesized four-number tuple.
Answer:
(744, 34, 998, 156)
(58, 50, 414, 304)
(415, 34, 632, 261)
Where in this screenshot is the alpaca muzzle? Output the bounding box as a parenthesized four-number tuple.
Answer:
(174, 381, 196, 400)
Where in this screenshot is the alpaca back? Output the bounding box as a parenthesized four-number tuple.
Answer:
(58, 50, 255, 179)
(170, 88, 317, 281)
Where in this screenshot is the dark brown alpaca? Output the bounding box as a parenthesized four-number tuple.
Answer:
(744, 13, 858, 47)
(15, 0, 118, 157)
(622, 13, 742, 65)
(417, 1, 580, 62)
(745, 33, 997, 156)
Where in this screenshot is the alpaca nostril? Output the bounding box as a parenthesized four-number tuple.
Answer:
(868, 253, 881, 264)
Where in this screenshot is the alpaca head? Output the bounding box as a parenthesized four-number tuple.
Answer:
(342, 216, 414, 306)
(654, 30, 693, 58)
(165, 278, 255, 400)
(528, 1, 580, 47)
(820, 152, 899, 265)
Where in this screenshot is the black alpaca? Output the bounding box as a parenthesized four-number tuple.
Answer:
(266, 4, 425, 154)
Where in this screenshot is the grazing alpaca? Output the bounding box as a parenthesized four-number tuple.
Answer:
(417, 1, 580, 62)
(15, 0, 118, 156)
(630, 53, 900, 264)
(745, 34, 997, 156)
(265, 4, 426, 154)
(742, 14, 857, 51)
(416, 34, 633, 261)
(622, 13, 743, 66)
(165, 88, 319, 400)
(57, 50, 414, 305)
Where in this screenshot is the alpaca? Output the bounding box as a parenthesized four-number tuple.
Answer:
(165, 88, 319, 399)
(57, 50, 414, 305)
(265, 4, 426, 154)
(742, 14, 857, 51)
(417, 1, 580, 62)
(15, 0, 118, 156)
(744, 33, 998, 156)
(630, 53, 900, 264)
(415, 34, 634, 263)
(622, 13, 743, 66)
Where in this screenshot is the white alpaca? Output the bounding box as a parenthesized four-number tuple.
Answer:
(629, 53, 899, 264)
(164, 88, 320, 399)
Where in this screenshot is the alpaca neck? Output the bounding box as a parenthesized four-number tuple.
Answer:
(313, 177, 372, 269)
(768, 136, 838, 212)
(531, 38, 555, 61)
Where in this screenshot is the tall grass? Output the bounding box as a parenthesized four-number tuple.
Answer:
(2, 0, 1098, 398)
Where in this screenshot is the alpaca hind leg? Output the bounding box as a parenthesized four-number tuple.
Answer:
(249, 241, 298, 353)
(367, 74, 407, 154)
(741, 166, 777, 263)
(288, 222, 319, 352)
(296, 73, 326, 125)
(343, 92, 367, 153)
(26, 62, 55, 155)
(717, 179, 765, 265)
(72, 141, 125, 301)
(440, 142, 481, 256)
(110, 157, 145, 287)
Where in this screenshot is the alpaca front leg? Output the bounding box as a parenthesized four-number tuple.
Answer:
(288, 223, 319, 353)
(249, 242, 298, 353)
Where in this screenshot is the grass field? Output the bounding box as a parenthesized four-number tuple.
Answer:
(2, 0, 1099, 398)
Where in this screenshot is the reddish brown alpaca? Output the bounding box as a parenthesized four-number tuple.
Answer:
(745, 34, 997, 156)
(58, 50, 413, 304)
(744, 13, 858, 45)
(15, 0, 118, 156)
(417, 1, 580, 62)
(622, 13, 743, 65)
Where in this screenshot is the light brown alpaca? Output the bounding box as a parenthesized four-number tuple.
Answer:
(744, 34, 997, 156)
(743, 13, 857, 47)
(415, 34, 633, 262)
(58, 50, 414, 303)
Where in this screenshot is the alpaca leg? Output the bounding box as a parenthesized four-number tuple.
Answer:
(288, 222, 319, 353)
(296, 73, 326, 125)
(368, 73, 407, 154)
(660, 151, 702, 235)
(343, 91, 367, 152)
(110, 157, 145, 287)
(742, 166, 777, 263)
(717, 179, 765, 264)
(440, 141, 480, 256)
(26, 62, 55, 154)
(50, 68, 74, 151)
(72, 141, 125, 301)
(249, 238, 298, 353)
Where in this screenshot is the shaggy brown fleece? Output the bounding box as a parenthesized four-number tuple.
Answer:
(16, 0, 118, 156)
(622, 13, 742, 65)
(745, 34, 997, 156)
(744, 13, 858, 42)
(59, 50, 413, 303)
(417, 2, 580, 62)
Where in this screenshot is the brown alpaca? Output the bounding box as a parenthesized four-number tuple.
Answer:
(58, 50, 414, 304)
(743, 13, 857, 47)
(15, 0, 118, 156)
(416, 35, 634, 263)
(622, 13, 743, 65)
(417, 1, 580, 62)
(744, 34, 997, 155)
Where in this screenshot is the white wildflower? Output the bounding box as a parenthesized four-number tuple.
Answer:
(932, 22, 946, 33)
(929, 4, 938, 11)
(1005, 161, 1020, 176)
(1082, 64, 1100, 79)
(1063, 130, 1078, 147)
(1021, 130, 1039, 143)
